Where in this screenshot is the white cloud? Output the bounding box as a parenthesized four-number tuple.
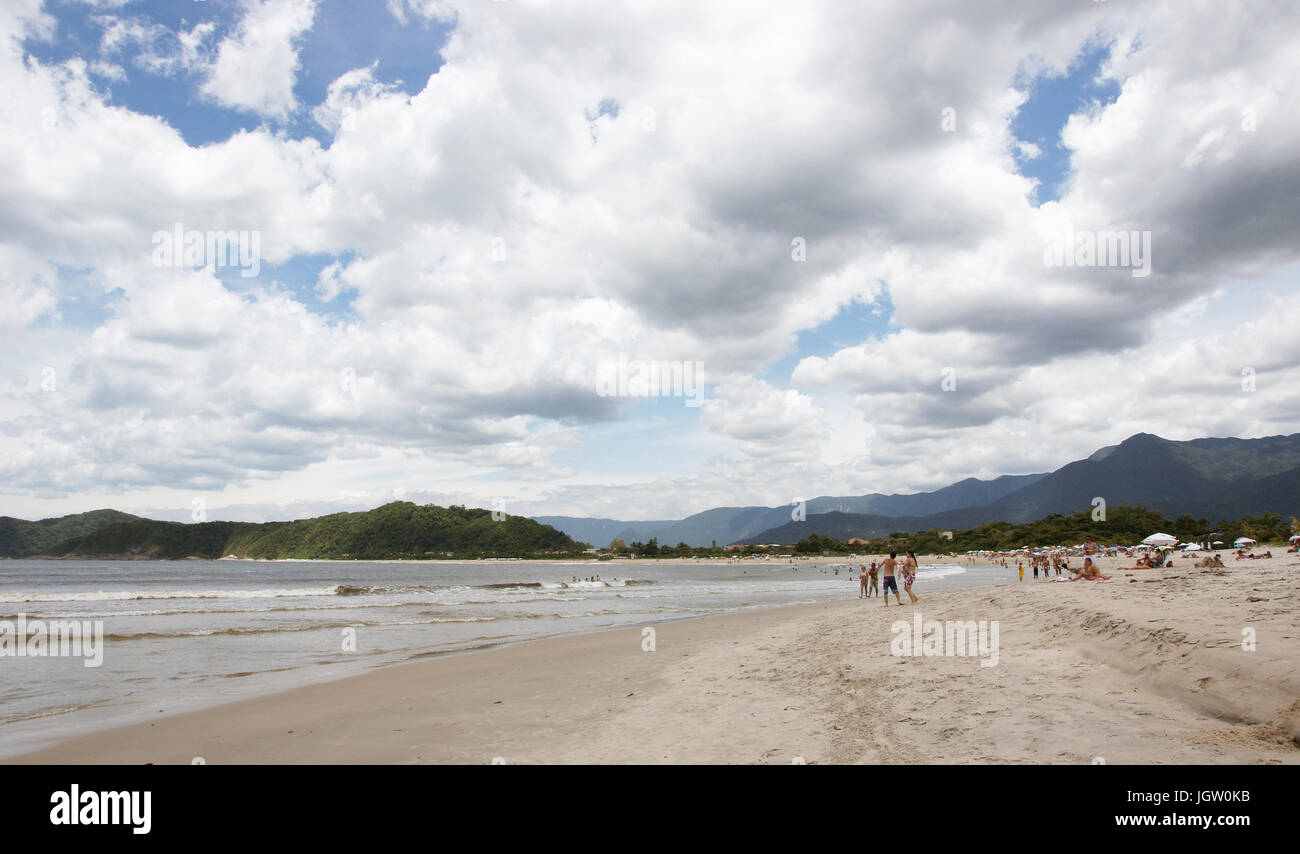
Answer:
(1016, 140, 1042, 160)
(93, 15, 215, 77)
(386, 0, 456, 27)
(201, 0, 317, 119)
(2, 0, 1299, 521)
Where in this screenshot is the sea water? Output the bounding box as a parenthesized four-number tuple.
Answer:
(0, 557, 1011, 756)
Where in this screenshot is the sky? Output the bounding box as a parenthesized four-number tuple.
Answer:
(1, 0, 1298, 524)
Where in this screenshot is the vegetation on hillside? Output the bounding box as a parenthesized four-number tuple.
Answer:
(19, 502, 1296, 562)
(44, 502, 587, 560)
(0, 509, 141, 557)
(762, 506, 1295, 556)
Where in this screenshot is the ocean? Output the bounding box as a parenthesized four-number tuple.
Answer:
(0, 556, 1011, 757)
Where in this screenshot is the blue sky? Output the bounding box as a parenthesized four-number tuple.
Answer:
(1011, 41, 1122, 205)
(26, 0, 452, 146)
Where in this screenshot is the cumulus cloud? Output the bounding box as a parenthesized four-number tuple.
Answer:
(201, 0, 317, 119)
(1, 0, 1299, 521)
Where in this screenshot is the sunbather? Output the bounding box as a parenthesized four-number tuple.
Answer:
(1068, 557, 1111, 581)
(1119, 552, 1162, 570)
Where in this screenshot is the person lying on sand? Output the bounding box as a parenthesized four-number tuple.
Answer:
(1120, 551, 1166, 570)
(1067, 557, 1111, 581)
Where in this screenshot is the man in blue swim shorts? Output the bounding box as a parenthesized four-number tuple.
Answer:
(880, 552, 902, 606)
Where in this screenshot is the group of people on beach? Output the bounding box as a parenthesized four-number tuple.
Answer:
(1020, 551, 1068, 580)
(857, 551, 919, 605)
(853, 528, 1257, 601)
(1015, 536, 1111, 582)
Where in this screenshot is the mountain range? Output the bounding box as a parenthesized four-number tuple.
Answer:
(4, 433, 1297, 558)
(538, 433, 1300, 547)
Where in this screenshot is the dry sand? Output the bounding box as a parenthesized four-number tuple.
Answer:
(9, 552, 1299, 764)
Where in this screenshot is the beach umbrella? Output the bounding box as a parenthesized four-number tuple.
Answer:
(1289, 535, 1300, 543)
(1234, 537, 1256, 546)
(1212, 540, 1224, 545)
(1142, 533, 1178, 545)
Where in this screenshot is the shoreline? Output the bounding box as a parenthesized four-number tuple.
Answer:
(15, 550, 1256, 565)
(0, 554, 979, 757)
(0, 573, 903, 759)
(7, 552, 1299, 764)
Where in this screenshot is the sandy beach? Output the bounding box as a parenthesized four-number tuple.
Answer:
(10, 552, 1298, 764)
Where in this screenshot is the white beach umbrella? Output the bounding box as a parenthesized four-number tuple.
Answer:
(1212, 540, 1225, 545)
(1234, 537, 1256, 546)
(1289, 535, 1300, 543)
(1142, 533, 1177, 545)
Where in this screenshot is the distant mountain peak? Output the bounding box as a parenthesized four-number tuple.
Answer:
(1120, 432, 1168, 445)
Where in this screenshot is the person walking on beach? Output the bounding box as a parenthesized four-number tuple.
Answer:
(868, 561, 879, 597)
(859, 565, 869, 599)
(1018, 562, 1024, 582)
(880, 553, 903, 606)
(903, 550, 919, 603)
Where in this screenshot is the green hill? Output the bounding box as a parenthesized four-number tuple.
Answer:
(0, 509, 142, 557)
(44, 502, 586, 560)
